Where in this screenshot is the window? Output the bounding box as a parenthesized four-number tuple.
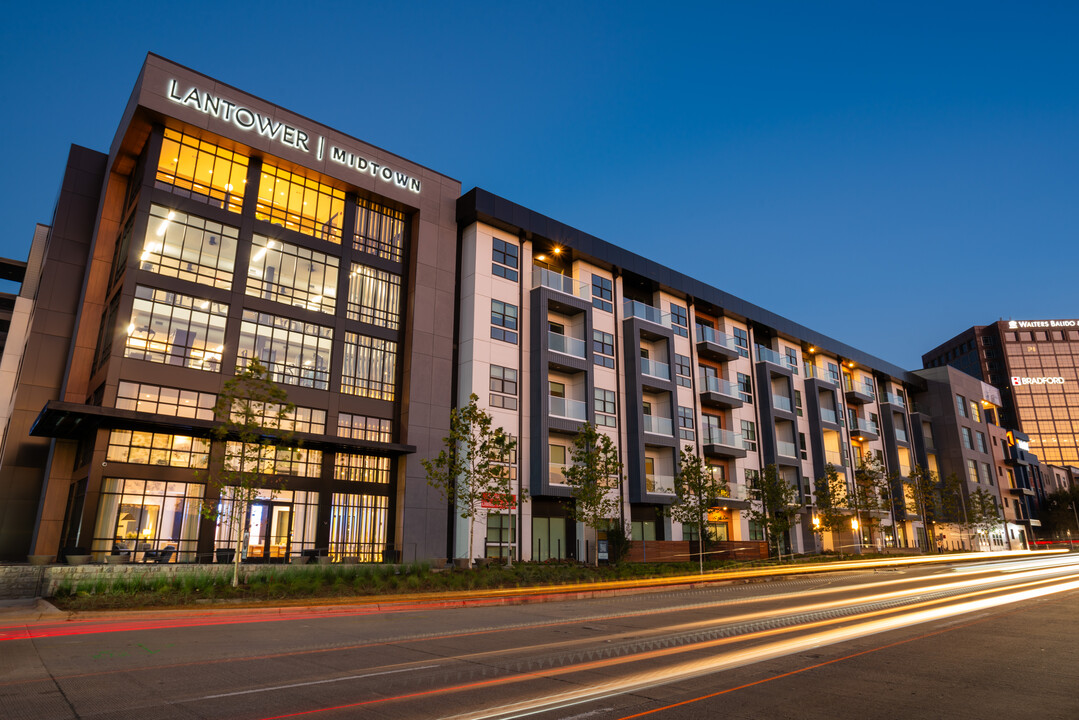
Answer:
(491, 300, 518, 344)
(490, 365, 518, 410)
(674, 354, 692, 387)
(156, 128, 248, 213)
(956, 394, 968, 418)
(982, 462, 994, 486)
(670, 303, 688, 337)
(975, 431, 987, 453)
(141, 204, 238, 289)
(334, 454, 391, 484)
(354, 197, 406, 262)
(238, 310, 333, 390)
(748, 520, 765, 542)
(329, 492, 389, 562)
(970, 401, 982, 422)
(549, 380, 566, 398)
(593, 330, 615, 368)
(678, 407, 695, 440)
(247, 234, 339, 315)
(737, 373, 753, 403)
(799, 432, 808, 460)
(225, 442, 322, 478)
(741, 420, 757, 452)
(967, 459, 979, 483)
(794, 390, 803, 417)
(732, 327, 749, 358)
(595, 388, 617, 427)
(347, 264, 401, 329)
(492, 239, 519, 281)
(106, 430, 209, 468)
(962, 427, 973, 450)
(827, 362, 840, 384)
(91, 478, 204, 561)
(337, 413, 392, 442)
(228, 402, 326, 434)
(115, 381, 215, 420)
(256, 162, 345, 242)
(486, 513, 516, 559)
(550, 444, 568, 484)
(125, 285, 228, 372)
(341, 332, 398, 400)
(592, 274, 613, 312)
(785, 347, 799, 373)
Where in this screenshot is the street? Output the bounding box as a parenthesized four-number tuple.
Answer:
(2, 553, 1078, 719)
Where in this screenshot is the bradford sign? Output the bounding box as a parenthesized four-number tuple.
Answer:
(166, 80, 422, 194)
(1011, 376, 1066, 386)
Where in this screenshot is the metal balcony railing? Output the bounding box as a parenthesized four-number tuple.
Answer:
(642, 414, 674, 436)
(549, 396, 587, 421)
(548, 331, 586, 358)
(624, 299, 670, 327)
(533, 267, 589, 300)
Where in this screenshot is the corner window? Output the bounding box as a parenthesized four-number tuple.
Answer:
(492, 239, 519, 281)
(732, 327, 749, 358)
(592, 275, 613, 312)
(670, 303, 688, 337)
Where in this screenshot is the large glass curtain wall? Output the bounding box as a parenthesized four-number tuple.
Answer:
(91, 478, 203, 561)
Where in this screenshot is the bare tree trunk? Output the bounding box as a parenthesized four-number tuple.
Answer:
(232, 501, 244, 588)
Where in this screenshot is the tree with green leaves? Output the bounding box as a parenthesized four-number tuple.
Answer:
(423, 393, 517, 564)
(967, 487, 1002, 549)
(906, 464, 942, 550)
(562, 422, 622, 566)
(852, 452, 891, 549)
(200, 358, 296, 588)
(667, 445, 728, 574)
(936, 473, 971, 549)
(748, 464, 801, 559)
(813, 464, 850, 551)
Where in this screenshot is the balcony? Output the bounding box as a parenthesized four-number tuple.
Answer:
(773, 395, 793, 413)
(533, 267, 589, 300)
(820, 407, 838, 425)
(844, 378, 875, 405)
(895, 427, 908, 443)
(776, 440, 798, 459)
(880, 391, 906, 408)
(717, 484, 751, 503)
(645, 474, 675, 495)
(756, 344, 786, 367)
(640, 357, 671, 381)
(642, 414, 674, 437)
(699, 374, 743, 409)
(824, 449, 844, 466)
(848, 417, 879, 440)
(624, 299, 670, 328)
(695, 325, 740, 361)
(702, 427, 747, 459)
(548, 331, 586, 359)
(804, 364, 839, 385)
(549, 396, 587, 421)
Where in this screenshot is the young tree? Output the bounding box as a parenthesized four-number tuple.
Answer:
(667, 445, 728, 574)
(423, 393, 517, 564)
(852, 452, 891, 549)
(967, 488, 1002, 549)
(813, 464, 850, 552)
(907, 464, 942, 550)
(938, 473, 970, 549)
(562, 422, 622, 566)
(201, 358, 296, 588)
(748, 464, 801, 559)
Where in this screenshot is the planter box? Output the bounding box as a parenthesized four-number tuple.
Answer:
(66, 555, 90, 566)
(453, 558, 471, 570)
(104, 554, 129, 565)
(28, 555, 55, 566)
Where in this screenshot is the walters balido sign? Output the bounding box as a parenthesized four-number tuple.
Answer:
(166, 79, 422, 194)
(1007, 319, 1078, 329)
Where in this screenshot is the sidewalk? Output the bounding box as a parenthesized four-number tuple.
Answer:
(0, 597, 65, 623)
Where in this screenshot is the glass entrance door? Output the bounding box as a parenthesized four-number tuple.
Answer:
(246, 502, 292, 563)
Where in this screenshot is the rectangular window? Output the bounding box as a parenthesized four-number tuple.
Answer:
(785, 347, 799, 373)
(91, 478, 204, 561)
(490, 365, 518, 410)
(256, 162, 345, 243)
(225, 442, 322, 478)
(492, 239, 519, 281)
(737, 373, 753, 403)
(967, 459, 979, 483)
(674, 354, 692, 387)
(741, 420, 757, 451)
(748, 519, 765, 541)
(334, 454, 391, 484)
(125, 285, 228, 372)
(799, 432, 807, 460)
(341, 332, 398, 401)
(593, 330, 615, 368)
(794, 390, 803, 417)
(975, 431, 987, 453)
(678, 406, 695, 440)
(105, 430, 209, 469)
(594, 387, 617, 427)
(337, 413, 393, 442)
(970, 401, 982, 422)
(982, 462, 994, 486)
(549, 380, 566, 398)
(956, 394, 968, 418)
(228, 402, 326, 435)
(354, 197, 406, 262)
(827, 362, 840, 384)
(962, 427, 973, 449)
(115, 381, 215, 420)
(347, 263, 401, 329)
(329, 493, 389, 562)
(491, 300, 518, 344)
(670, 303, 688, 337)
(238, 310, 333, 390)
(733, 327, 749, 358)
(141, 204, 238, 289)
(156, 128, 248, 213)
(592, 274, 613, 312)
(486, 513, 517, 558)
(247, 234, 339, 315)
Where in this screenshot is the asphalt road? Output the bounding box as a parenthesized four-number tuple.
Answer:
(2, 553, 1078, 719)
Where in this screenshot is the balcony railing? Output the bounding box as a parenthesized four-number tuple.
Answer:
(881, 391, 906, 407)
(695, 325, 740, 350)
(699, 374, 739, 398)
(533, 267, 589, 300)
(640, 357, 670, 380)
(642, 414, 674, 436)
(646, 474, 676, 495)
(776, 440, 798, 458)
(718, 484, 750, 502)
(773, 395, 793, 412)
(824, 450, 844, 466)
(895, 427, 908, 443)
(849, 417, 879, 435)
(549, 396, 587, 421)
(548, 331, 586, 358)
(624, 299, 670, 327)
(756, 344, 787, 366)
(820, 407, 838, 424)
(549, 463, 567, 484)
(703, 427, 743, 448)
(844, 377, 876, 398)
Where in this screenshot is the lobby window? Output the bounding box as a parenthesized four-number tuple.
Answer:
(490, 365, 518, 410)
(238, 310, 333, 390)
(115, 381, 215, 420)
(156, 128, 248, 213)
(347, 263, 402, 329)
(141, 204, 238, 290)
(595, 388, 617, 427)
(90, 478, 203, 561)
(329, 493, 389, 562)
(670, 303, 688, 337)
(975, 431, 987, 453)
(592, 275, 613, 312)
(732, 327, 749, 358)
(125, 285, 228, 372)
(492, 239, 519, 281)
(226, 442, 322, 478)
(593, 330, 615, 368)
(256, 163, 345, 242)
(341, 332, 398, 401)
(741, 420, 757, 452)
(678, 407, 695, 441)
(674, 354, 692, 387)
(337, 413, 393, 442)
(962, 427, 973, 449)
(247, 234, 339, 315)
(970, 401, 982, 422)
(956, 394, 968, 418)
(355, 197, 406, 262)
(105, 430, 209, 469)
(486, 513, 516, 559)
(737, 372, 753, 403)
(490, 300, 518, 344)
(334, 454, 391, 484)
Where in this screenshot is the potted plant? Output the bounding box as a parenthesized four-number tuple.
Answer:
(64, 547, 91, 566)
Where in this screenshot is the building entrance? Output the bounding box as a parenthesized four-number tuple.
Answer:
(246, 501, 292, 562)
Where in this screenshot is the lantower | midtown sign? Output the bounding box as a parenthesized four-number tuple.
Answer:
(166, 79, 422, 194)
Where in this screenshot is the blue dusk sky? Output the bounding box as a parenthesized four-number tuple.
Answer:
(1, 1, 1075, 370)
